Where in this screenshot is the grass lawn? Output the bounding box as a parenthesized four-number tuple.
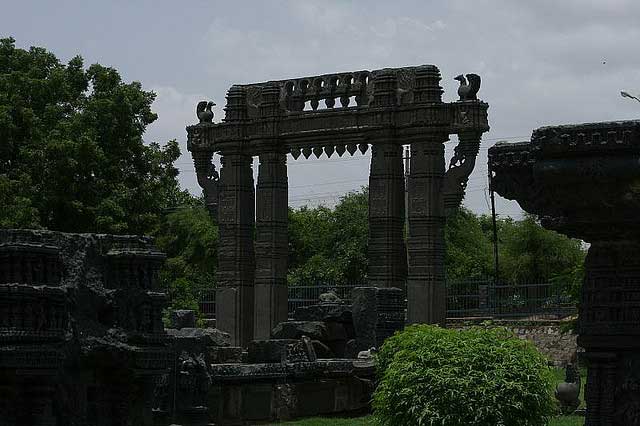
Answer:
(277, 415, 584, 425)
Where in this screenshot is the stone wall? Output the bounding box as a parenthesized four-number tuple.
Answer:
(448, 319, 578, 367)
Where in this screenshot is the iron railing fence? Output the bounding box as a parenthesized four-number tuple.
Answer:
(287, 284, 361, 318)
(198, 278, 578, 320)
(198, 288, 217, 319)
(445, 277, 577, 320)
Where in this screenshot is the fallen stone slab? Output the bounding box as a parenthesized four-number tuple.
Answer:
(271, 321, 327, 340)
(169, 309, 196, 330)
(166, 327, 231, 352)
(293, 303, 352, 323)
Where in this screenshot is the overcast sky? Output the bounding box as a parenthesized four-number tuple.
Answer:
(4, 0, 640, 217)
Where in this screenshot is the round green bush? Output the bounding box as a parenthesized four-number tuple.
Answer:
(373, 325, 555, 426)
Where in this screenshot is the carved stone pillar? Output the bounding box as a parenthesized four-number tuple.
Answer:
(216, 153, 255, 347)
(254, 152, 288, 340)
(579, 241, 640, 426)
(406, 136, 448, 324)
(368, 141, 407, 290)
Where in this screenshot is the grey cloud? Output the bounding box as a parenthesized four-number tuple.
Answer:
(3, 0, 639, 218)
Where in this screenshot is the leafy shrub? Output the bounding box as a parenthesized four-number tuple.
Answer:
(373, 325, 555, 426)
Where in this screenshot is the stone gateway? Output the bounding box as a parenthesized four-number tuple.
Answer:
(187, 64, 490, 345)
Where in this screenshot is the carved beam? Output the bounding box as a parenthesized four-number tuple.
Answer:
(443, 131, 482, 215)
(192, 149, 219, 219)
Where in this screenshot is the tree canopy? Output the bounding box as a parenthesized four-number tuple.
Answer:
(154, 200, 218, 313)
(0, 37, 189, 234)
(287, 187, 586, 286)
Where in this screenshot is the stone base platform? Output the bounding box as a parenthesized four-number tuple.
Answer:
(205, 359, 375, 425)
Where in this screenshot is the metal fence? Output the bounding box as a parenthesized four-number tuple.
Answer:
(198, 288, 217, 319)
(198, 278, 578, 320)
(446, 278, 577, 320)
(287, 284, 361, 318)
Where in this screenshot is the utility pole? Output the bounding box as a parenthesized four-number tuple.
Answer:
(488, 161, 500, 285)
(404, 145, 410, 235)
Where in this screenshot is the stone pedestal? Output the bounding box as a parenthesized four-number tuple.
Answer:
(254, 152, 288, 340)
(216, 153, 256, 347)
(406, 138, 447, 324)
(368, 142, 407, 291)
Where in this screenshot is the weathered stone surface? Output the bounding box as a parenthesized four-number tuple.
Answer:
(352, 286, 406, 353)
(247, 339, 298, 363)
(282, 338, 317, 364)
(208, 359, 376, 424)
(201, 318, 217, 329)
(206, 346, 243, 364)
(488, 120, 640, 425)
(271, 321, 327, 340)
(311, 340, 334, 358)
(325, 322, 348, 341)
(293, 303, 352, 323)
(170, 309, 196, 329)
(0, 229, 170, 426)
(188, 66, 489, 345)
(166, 327, 230, 349)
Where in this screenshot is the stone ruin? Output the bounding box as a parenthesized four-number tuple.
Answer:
(0, 229, 407, 425)
(0, 229, 169, 426)
(187, 64, 490, 346)
(489, 120, 640, 425)
(0, 63, 491, 425)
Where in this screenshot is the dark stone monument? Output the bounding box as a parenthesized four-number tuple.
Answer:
(352, 287, 406, 353)
(488, 120, 640, 425)
(170, 309, 197, 329)
(0, 229, 170, 426)
(188, 65, 489, 344)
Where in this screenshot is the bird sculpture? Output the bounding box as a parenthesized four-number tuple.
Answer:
(454, 74, 481, 101)
(196, 101, 215, 123)
(555, 363, 581, 414)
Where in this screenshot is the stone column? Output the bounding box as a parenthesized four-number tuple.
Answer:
(254, 152, 288, 340)
(216, 152, 255, 347)
(367, 141, 407, 290)
(406, 135, 448, 324)
(578, 241, 640, 426)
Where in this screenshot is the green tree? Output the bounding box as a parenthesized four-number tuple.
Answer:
(493, 214, 586, 284)
(331, 188, 369, 283)
(0, 37, 189, 234)
(287, 188, 368, 285)
(445, 208, 493, 280)
(154, 200, 218, 313)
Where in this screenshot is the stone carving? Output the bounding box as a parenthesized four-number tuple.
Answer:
(0, 229, 170, 426)
(170, 309, 197, 330)
(196, 100, 215, 123)
(357, 347, 377, 360)
(488, 119, 640, 425)
(352, 287, 405, 353)
(455, 73, 481, 101)
(556, 363, 581, 414)
(319, 291, 342, 305)
(188, 65, 489, 344)
(443, 132, 482, 215)
(193, 149, 220, 218)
